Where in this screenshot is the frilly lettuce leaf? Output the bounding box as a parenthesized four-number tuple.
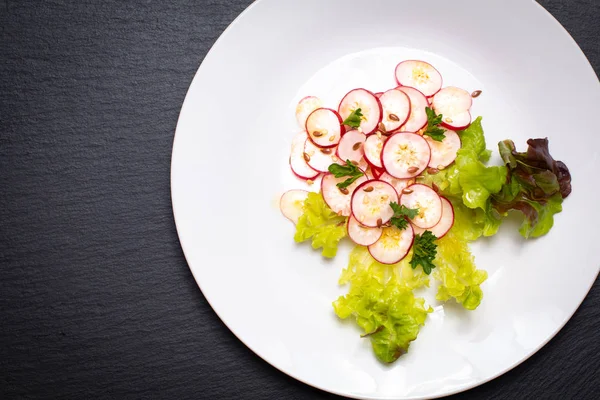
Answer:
(419, 117, 507, 240)
(434, 231, 488, 310)
(334, 246, 431, 363)
(294, 192, 346, 258)
(492, 139, 570, 238)
(339, 246, 430, 290)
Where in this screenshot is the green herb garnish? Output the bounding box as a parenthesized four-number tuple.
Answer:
(410, 230, 438, 274)
(343, 108, 364, 129)
(328, 160, 364, 189)
(424, 107, 446, 141)
(389, 202, 419, 231)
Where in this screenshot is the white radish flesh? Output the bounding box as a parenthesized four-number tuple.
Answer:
(305, 108, 344, 148)
(381, 132, 431, 178)
(396, 86, 428, 132)
(351, 180, 398, 227)
(379, 89, 411, 133)
(295, 96, 323, 128)
(321, 173, 368, 216)
(432, 87, 472, 130)
(379, 173, 415, 197)
(368, 226, 414, 265)
(338, 89, 382, 134)
(337, 130, 366, 165)
(412, 197, 454, 238)
(395, 60, 443, 97)
(280, 190, 309, 224)
(425, 128, 461, 169)
(400, 183, 442, 229)
(290, 131, 320, 180)
(363, 134, 385, 169)
(304, 139, 340, 173)
(347, 215, 383, 246)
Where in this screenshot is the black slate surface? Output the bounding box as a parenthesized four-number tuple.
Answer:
(1, 0, 599, 398)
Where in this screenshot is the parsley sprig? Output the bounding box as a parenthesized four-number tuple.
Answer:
(328, 160, 364, 189)
(410, 230, 438, 274)
(424, 107, 446, 142)
(343, 108, 363, 129)
(389, 202, 419, 230)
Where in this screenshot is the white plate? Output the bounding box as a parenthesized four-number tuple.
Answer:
(171, 1, 600, 398)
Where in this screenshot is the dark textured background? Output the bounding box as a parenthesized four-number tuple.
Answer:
(1, 0, 599, 398)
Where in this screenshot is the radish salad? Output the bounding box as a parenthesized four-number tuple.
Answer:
(280, 60, 572, 363)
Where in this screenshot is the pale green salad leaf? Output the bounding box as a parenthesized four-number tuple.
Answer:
(294, 192, 346, 258)
(334, 247, 432, 363)
(434, 231, 488, 310)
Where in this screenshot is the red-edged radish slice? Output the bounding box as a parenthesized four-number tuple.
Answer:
(412, 197, 454, 238)
(347, 215, 383, 246)
(295, 96, 323, 128)
(321, 173, 368, 216)
(381, 132, 431, 178)
(290, 132, 320, 180)
(432, 87, 472, 130)
(374, 92, 383, 98)
(400, 183, 442, 229)
(379, 173, 415, 197)
(364, 134, 385, 169)
(306, 108, 345, 148)
(351, 180, 398, 227)
(280, 190, 309, 224)
(304, 138, 340, 172)
(379, 89, 411, 133)
(396, 86, 428, 132)
(425, 128, 461, 169)
(338, 89, 382, 134)
(395, 60, 443, 97)
(337, 129, 366, 164)
(371, 166, 385, 180)
(368, 226, 414, 264)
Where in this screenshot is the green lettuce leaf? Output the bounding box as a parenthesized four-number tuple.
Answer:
(339, 246, 429, 290)
(294, 192, 346, 257)
(334, 247, 432, 363)
(418, 117, 507, 240)
(434, 231, 488, 310)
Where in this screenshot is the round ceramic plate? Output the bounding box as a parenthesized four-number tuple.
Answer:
(171, 1, 600, 398)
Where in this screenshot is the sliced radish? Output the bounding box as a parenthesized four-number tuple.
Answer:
(368, 226, 414, 265)
(425, 128, 461, 169)
(395, 60, 443, 97)
(379, 173, 415, 197)
(305, 108, 344, 148)
(364, 134, 385, 169)
(290, 131, 319, 180)
(295, 96, 323, 128)
(338, 89, 382, 134)
(374, 92, 383, 98)
(400, 183, 442, 229)
(396, 86, 428, 132)
(304, 138, 340, 172)
(351, 180, 398, 227)
(321, 173, 368, 216)
(379, 89, 411, 133)
(371, 166, 385, 180)
(280, 190, 309, 224)
(381, 132, 431, 178)
(347, 215, 383, 246)
(432, 87, 472, 130)
(337, 129, 366, 164)
(412, 197, 454, 238)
